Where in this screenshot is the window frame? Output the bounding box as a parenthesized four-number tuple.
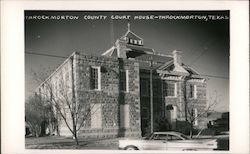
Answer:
(190, 84, 197, 99)
(90, 66, 101, 90)
(164, 82, 177, 98)
(120, 70, 129, 92)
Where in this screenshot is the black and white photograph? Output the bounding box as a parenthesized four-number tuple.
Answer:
(25, 11, 229, 150)
(1, 1, 249, 154)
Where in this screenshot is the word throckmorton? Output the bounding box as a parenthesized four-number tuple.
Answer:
(25, 15, 79, 20)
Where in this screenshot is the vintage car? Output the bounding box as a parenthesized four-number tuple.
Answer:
(119, 131, 217, 151)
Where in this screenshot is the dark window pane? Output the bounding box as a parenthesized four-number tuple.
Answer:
(120, 70, 126, 91)
(91, 67, 99, 90)
(163, 82, 175, 97)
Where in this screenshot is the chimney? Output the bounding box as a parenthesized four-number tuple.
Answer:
(172, 50, 182, 66)
(115, 40, 127, 58)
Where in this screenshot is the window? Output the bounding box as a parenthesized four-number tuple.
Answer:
(141, 79, 149, 96)
(164, 82, 176, 97)
(91, 103, 102, 128)
(152, 134, 168, 140)
(138, 40, 142, 45)
(134, 40, 137, 44)
(120, 70, 129, 92)
(190, 84, 197, 99)
(120, 105, 130, 128)
(90, 66, 101, 90)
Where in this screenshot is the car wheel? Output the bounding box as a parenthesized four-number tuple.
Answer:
(125, 146, 138, 150)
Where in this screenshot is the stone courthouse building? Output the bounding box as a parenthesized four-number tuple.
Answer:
(36, 25, 207, 138)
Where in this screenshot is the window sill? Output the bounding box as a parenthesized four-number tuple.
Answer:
(165, 96, 177, 98)
(189, 97, 198, 100)
(90, 89, 102, 91)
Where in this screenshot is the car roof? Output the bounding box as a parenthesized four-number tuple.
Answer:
(153, 132, 184, 135)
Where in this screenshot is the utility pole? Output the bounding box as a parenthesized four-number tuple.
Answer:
(149, 56, 154, 133)
(183, 77, 188, 122)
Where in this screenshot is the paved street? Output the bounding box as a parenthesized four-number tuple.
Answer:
(25, 135, 229, 150)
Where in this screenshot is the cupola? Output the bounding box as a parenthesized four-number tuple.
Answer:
(120, 23, 144, 46)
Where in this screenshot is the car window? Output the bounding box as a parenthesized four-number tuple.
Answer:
(152, 134, 168, 140)
(180, 134, 190, 140)
(167, 134, 183, 141)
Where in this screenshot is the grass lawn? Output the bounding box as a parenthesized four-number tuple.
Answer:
(25, 136, 119, 149)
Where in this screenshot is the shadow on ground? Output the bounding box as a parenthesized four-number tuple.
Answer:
(25, 136, 119, 149)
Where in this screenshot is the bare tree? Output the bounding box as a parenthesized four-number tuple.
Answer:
(25, 94, 54, 137)
(41, 79, 80, 144)
(31, 58, 101, 145)
(185, 90, 219, 138)
(36, 71, 87, 145)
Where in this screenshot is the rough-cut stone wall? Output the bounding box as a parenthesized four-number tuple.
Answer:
(186, 80, 207, 129)
(164, 78, 207, 130)
(36, 51, 207, 138)
(73, 52, 141, 138)
(37, 52, 141, 138)
(139, 71, 207, 134)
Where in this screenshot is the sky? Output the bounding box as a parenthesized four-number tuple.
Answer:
(25, 11, 229, 112)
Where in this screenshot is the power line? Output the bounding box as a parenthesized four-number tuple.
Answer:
(26, 51, 68, 59)
(200, 74, 229, 80)
(189, 48, 208, 66)
(188, 38, 220, 66)
(25, 51, 229, 80)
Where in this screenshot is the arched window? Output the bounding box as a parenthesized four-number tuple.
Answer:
(166, 105, 177, 122)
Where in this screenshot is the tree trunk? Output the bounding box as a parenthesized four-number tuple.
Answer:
(35, 125, 41, 137)
(74, 132, 79, 145)
(73, 121, 79, 145)
(189, 122, 193, 138)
